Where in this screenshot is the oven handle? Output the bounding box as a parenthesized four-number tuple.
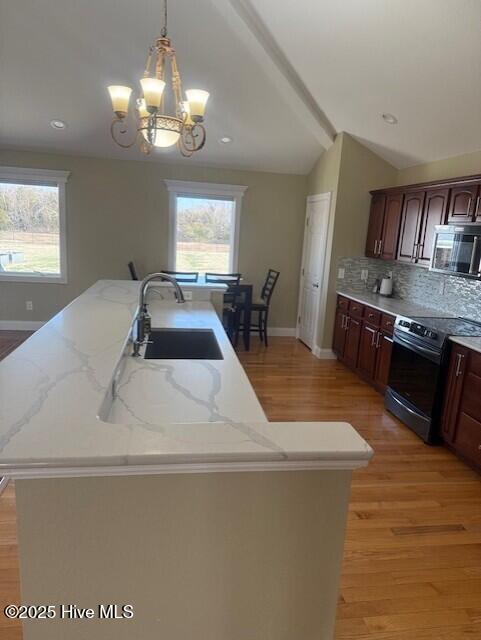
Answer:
(389, 389, 427, 419)
(393, 330, 442, 363)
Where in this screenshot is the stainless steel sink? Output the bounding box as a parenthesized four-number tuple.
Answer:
(143, 328, 223, 360)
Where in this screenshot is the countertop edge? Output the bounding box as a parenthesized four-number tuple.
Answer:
(4, 456, 373, 479)
(449, 335, 481, 354)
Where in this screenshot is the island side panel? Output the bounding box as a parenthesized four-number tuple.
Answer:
(15, 471, 352, 640)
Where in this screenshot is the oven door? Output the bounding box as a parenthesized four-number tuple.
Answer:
(386, 331, 442, 442)
(431, 227, 481, 277)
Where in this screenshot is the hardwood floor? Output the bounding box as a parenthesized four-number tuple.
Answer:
(0, 334, 480, 639)
(0, 331, 32, 361)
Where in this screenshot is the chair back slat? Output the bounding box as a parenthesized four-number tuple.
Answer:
(205, 272, 241, 286)
(261, 269, 280, 305)
(162, 270, 199, 283)
(128, 261, 139, 281)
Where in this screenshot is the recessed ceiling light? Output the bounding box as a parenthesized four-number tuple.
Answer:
(382, 113, 398, 125)
(50, 119, 67, 130)
(219, 136, 233, 144)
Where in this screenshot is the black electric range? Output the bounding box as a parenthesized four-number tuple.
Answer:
(385, 315, 481, 443)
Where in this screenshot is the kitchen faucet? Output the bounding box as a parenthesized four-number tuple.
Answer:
(132, 272, 185, 356)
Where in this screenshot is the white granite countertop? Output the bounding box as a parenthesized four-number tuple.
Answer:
(0, 280, 372, 478)
(336, 289, 449, 318)
(337, 289, 481, 352)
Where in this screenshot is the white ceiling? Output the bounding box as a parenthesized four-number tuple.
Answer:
(2, 0, 481, 173)
(253, 0, 481, 169)
(0, 0, 325, 174)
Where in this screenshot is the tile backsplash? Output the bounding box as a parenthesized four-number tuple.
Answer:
(337, 257, 481, 321)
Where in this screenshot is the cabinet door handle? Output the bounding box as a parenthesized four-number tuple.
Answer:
(345, 316, 350, 330)
(341, 314, 345, 329)
(374, 240, 379, 255)
(411, 243, 418, 261)
(375, 331, 381, 348)
(455, 353, 464, 377)
(378, 240, 383, 256)
(476, 196, 481, 216)
(365, 325, 377, 346)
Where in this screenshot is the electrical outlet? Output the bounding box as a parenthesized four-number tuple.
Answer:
(338, 268, 345, 280)
(183, 291, 193, 301)
(388, 271, 393, 279)
(360, 269, 369, 282)
(26, 301, 33, 311)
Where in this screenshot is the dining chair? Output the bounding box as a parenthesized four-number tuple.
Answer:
(205, 272, 242, 305)
(249, 269, 280, 346)
(222, 284, 253, 351)
(162, 270, 199, 283)
(128, 261, 139, 281)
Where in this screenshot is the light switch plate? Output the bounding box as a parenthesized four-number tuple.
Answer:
(338, 268, 345, 280)
(26, 301, 33, 311)
(360, 269, 369, 282)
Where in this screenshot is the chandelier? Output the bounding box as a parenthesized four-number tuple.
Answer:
(107, 0, 209, 157)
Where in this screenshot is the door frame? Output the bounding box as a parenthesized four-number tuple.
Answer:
(296, 192, 332, 357)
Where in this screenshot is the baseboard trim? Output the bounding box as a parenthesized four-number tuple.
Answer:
(0, 320, 45, 330)
(312, 346, 336, 359)
(269, 327, 297, 337)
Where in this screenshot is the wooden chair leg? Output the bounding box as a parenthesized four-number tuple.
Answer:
(264, 309, 269, 347)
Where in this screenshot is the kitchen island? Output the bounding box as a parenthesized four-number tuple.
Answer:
(0, 280, 372, 639)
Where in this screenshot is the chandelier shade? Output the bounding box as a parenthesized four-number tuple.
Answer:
(107, 0, 209, 157)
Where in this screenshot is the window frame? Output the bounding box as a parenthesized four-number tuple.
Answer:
(164, 179, 247, 273)
(0, 166, 70, 284)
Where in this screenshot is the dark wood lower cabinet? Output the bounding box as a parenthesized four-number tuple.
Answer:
(373, 332, 393, 393)
(333, 295, 394, 395)
(333, 308, 347, 357)
(441, 344, 481, 471)
(343, 316, 361, 368)
(357, 322, 378, 379)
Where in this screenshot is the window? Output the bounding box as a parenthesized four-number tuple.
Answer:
(165, 180, 247, 274)
(0, 167, 69, 283)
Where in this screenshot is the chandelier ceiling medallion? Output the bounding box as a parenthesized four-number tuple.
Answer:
(107, 0, 209, 157)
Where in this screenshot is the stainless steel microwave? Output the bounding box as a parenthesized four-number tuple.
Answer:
(430, 224, 481, 278)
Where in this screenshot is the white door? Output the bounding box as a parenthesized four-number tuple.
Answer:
(297, 193, 331, 350)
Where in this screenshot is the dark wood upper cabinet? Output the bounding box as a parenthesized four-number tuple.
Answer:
(380, 193, 403, 260)
(417, 188, 450, 266)
(397, 191, 426, 263)
(447, 184, 479, 223)
(365, 193, 386, 258)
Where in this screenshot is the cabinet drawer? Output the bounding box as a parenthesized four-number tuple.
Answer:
(348, 300, 364, 319)
(381, 313, 395, 335)
(364, 306, 381, 326)
(337, 295, 350, 311)
(454, 412, 481, 469)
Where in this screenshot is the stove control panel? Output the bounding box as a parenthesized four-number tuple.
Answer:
(395, 318, 439, 341)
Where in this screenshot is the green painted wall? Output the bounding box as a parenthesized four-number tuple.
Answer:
(0, 150, 307, 327)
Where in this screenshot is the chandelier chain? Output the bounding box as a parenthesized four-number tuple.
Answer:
(161, 0, 168, 38)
